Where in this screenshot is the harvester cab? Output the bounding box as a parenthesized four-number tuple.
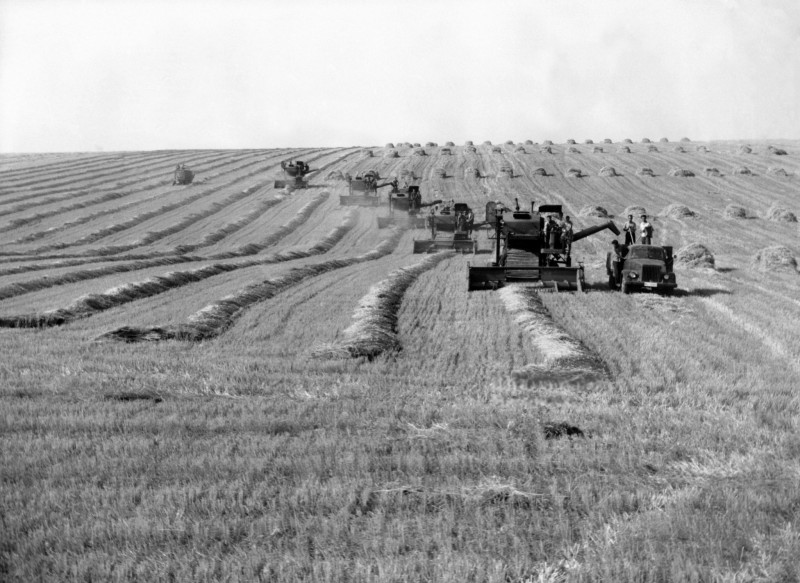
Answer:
(339, 170, 395, 206)
(467, 200, 620, 291)
(274, 160, 312, 189)
(172, 164, 195, 185)
(413, 202, 478, 254)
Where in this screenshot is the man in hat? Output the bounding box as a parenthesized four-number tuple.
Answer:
(639, 214, 653, 245)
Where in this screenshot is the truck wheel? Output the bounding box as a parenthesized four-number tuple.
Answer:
(621, 281, 631, 294)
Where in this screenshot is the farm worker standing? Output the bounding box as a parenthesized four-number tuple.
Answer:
(622, 214, 636, 245)
(639, 214, 654, 245)
(610, 240, 629, 286)
(562, 216, 574, 253)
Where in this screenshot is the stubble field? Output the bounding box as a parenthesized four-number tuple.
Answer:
(1, 139, 799, 582)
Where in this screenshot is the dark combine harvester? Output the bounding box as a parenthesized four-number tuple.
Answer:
(339, 171, 396, 206)
(274, 160, 313, 189)
(378, 186, 441, 228)
(468, 200, 619, 291)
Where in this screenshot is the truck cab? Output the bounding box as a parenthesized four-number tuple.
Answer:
(607, 244, 677, 294)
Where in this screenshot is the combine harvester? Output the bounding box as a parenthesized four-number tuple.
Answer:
(274, 160, 313, 189)
(413, 202, 477, 253)
(377, 185, 441, 228)
(339, 170, 395, 206)
(468, 200, 619, 291)
(172, 164, 195, 185)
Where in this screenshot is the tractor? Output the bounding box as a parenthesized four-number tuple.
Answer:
(339, 170, 395, 206)
(607, 244, 677, 294)
(172, 165, 195, 185)
(467, 200, 620, 291)
(274, 160, 312, 189)
(413, 202, 477, 253)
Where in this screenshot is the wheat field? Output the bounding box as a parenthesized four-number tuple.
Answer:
(2, 140, 799, 581)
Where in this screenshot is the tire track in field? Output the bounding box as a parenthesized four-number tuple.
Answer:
(97, 225, 406, 342)
(0, 207, 366, 328)
(0, 192, 331, 301)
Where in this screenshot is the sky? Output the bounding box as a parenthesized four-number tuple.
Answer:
(0, 0, 798, 152)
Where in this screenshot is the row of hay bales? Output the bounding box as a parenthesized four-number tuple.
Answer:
(578, 203, 796, 223)
(674, 243, 798, 274)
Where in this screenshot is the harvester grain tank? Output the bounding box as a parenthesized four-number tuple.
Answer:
(172, 164, 195, 185)
(607, 244, 677, 294)
(274, 160, 312, 189)
(377, 185, 442, 228)
(413, 202, 477, 253)
(339, 170, 395, 206)
(467, 200, 620, 291)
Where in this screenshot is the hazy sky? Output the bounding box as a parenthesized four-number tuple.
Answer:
(1, 0, 798, 152)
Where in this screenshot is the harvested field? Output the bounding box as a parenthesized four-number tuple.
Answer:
(4, 140, 800, 581)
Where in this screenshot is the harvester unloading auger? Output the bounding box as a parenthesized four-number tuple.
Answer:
(274, 160, 313, 189)
(377, 185, 442, 228)
(413, 202, 478, 253)
(467, 200, 620, 291)
(339, 170, 395, 206)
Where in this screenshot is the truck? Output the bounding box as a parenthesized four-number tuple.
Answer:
(607, 244, 677, 294)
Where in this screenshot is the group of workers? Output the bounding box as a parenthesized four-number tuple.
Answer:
(610, 213, 655, 279)
(543, 212, 574, 253)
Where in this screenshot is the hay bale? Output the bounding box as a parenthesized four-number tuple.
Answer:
(733, 166, 752, 175)
(565, 168, 583, 178)
(465, 167, 481, 178)
(768, 145, 788, 155)
(524, 139, 534, 145)
(515, 146, 527, 153)
(724, 204, 748, 220)
(505, 140, 515, 145)
(440, 147, 451, 155)
(623, 206, 647, 218)
(543, 140, 554, 146)
(326, 170, 345, 181)
(598, 166, 619, 177)
(618, 146, 631, 153)
(568, 146, 581, 153)
(673, 146, 686, 153)
(766, 205, 797, 223)
(362, 150, 374, 157)
(465, 145, 477, 153)
(566, 139, 576, 144)
(499, 165, 514, 177)
(660, 203, 696, 219)
(585, 139, 594, 144)
(445, 141, 455, 146)
(623, 138, 633, 144)
(385, 143, 395, 148)
(603, 138, 613, 144)
(752, 246, 798, 273)
(425, 142, 436, 147)
(593, 146, 604, 153)
(483, 140, 493, 146)
(532, 167, 548, 176)
(491, 146, 501, 153)
(696, 145, 708, 153)
(676, 243, 714, 269)
(413, 143, 421, 148)
(767, 166, 789, 176)
(680, 137, 691, 142)
(434, 167, 447, 178)
(641, 138, 651, 143)
(465, 140, 474, 146)
(636, 167, 655, 176)
(579, 205, 609, 218)
(668, 168, 695, 177)
(413, 148, 426, 156)
(738, 145, 752, 154)
(704, 167, 721, 177)
(647, 145, 659, 152)
(540, 146, 553, 154)
(385, 149, 399, 158)
(659, 137, 669, 142)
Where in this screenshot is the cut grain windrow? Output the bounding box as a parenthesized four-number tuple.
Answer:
(497, 285, 608, 384)
(0, 150, 243, 213)
(97, 225, 406, 342)
(0, 192, 331, 299)
(314, 251, 454, 359)
(0, 208, 364, 329)
(0, 149, 300, 233)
